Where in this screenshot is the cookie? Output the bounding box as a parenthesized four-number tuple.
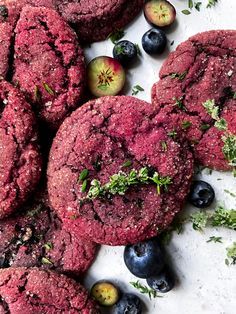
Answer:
(0, 80, 41, 219)
(152, 30, 236, 170)
(0, 268, 100, 313)
(47, 96, 193, 245)
(0, 188, 98, 276)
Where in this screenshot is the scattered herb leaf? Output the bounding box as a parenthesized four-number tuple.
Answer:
(121, 160, 133, 168)
(41, 257, 53, 265)
(132, 85, 144, 96)
(42, 82, 55, 96)
(194, 2, 202, 11)
(81, 180, 88, 193)
(108, 29, 125, 44)
(207, 0, 218, 8)
(79, 169, 89, 182)
(135, 43, 141, 56)
(170, 71, 187, 80)
(207, 236, 223, 243)
(34, 85, 41, 102)
(161, 141, 168, 151)
(182, 9, 191, 15)
(224, 189, 236, 198)
(188, 0, 194, 9)
(173, 97, 185, 110)
(168, 129, 177, 139)
(182, 121, 192, 129)
(200, 123, 211, 131)
(44, 243, 53, 250)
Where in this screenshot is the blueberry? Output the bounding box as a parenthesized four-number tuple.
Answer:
(146, 266, 175, 293)
(113, 40, 138, 66)
(124, 238, 165, 278)
(142, 28, 167, 54)
(188, 180, 215, 208)
(115, 293, 142, 314)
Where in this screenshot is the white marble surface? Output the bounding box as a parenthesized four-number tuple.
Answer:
(83, 1, 236, 313)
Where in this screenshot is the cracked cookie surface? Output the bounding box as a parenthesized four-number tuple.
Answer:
(47, 96, 193, 246)
(152, 30, 236, 170)
(0, 268, 100, 313)
(0, 80, 41, 219)
(0, 187, 98, 276)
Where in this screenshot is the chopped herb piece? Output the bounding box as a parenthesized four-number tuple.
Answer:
(200, 123, 211, 131)
(224, 189, 236, 198)
(135, 43, 141, 56)
(33, 85, 41, 102)
(108, 29, 125, 44)
(121, 160, 133, 168)
(130, 281, 162, 300)
(182, 121, 192, 129)
(202, 99, 219, 120)
(226, 242, 236, 265)
(207, 236, 223, 243)
(206, 0, 218, 8)
(190, 211, 208, 231)
(42, 82, 55, 96)
(215, 118, 227, 131)
(151, 172, 172, 194)
(182, 9, 191, 15)
(170, 71, 187, 80)
(173, 97, 185, 110)
(188, 0, 193, 9)
(44, 243, 53, 250)
(168, 129, 177, 139)
(170, 40, 175, 46)
(194, 2, 202, 11)
(79, 169, 89, 182)
(132, 85, 144, 96)
(233, 91, 236, 99)
(81, 180, 88, 193)
(41, 257, 53, 265)
(161, 141, 168, 151)
(212, 206, 236, 230)
(222, 133, 236, 167)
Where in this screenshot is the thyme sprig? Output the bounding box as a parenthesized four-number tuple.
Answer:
(79, 167, 172, 199)
(130, 281, 162, 300)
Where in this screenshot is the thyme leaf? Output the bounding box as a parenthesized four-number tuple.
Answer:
(207, 236, 223, 243)
(132, 85, 144, 96)
(42, 82, 55, 96)
(207, 0, 218, 8)
(108, 29, 125, 44)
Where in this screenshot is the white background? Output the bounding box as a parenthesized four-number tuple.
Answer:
(84, 1, 236, 313)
